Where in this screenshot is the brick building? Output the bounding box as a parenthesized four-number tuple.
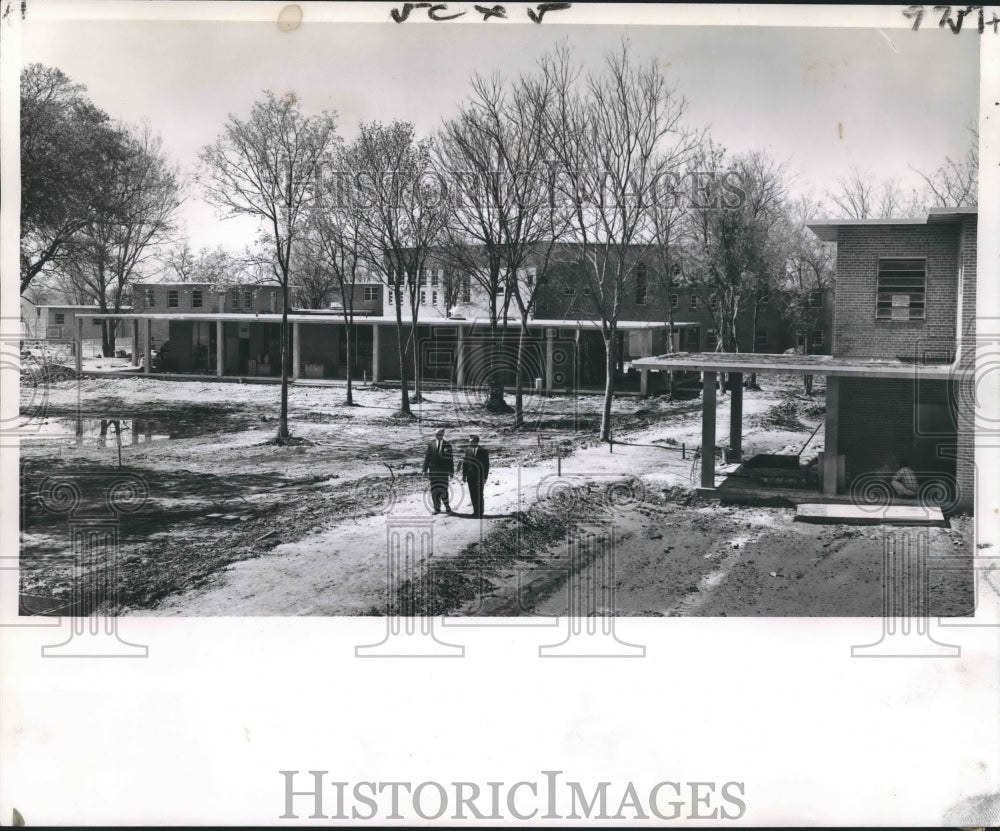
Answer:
(77, 241, 829, 393)
(632, 207, 976, 514)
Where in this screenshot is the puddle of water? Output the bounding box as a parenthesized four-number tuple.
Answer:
(21, 417, 172, 446)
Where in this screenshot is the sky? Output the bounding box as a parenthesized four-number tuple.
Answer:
(21, 11, 981, 254)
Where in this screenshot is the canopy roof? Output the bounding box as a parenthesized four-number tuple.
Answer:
(630, 350, 964, 380)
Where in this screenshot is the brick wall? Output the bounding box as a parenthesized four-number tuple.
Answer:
(832, 224, 960, 359)
(839, 377, 957, 486)
(133, 284, 287, 315)
(955, 216, 977, 512)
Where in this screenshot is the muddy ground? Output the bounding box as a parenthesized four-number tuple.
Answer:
(19, 374, 975, 617)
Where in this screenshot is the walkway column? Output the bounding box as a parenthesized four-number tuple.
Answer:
(215, 320, 224, 377)
(823, 375, 840, 495)
(292, 322, 301, 381)
(545, 328, 555, 391)
(456, 325, 466, 387)
(372, 324, 380, 383)
(131, 320, 139, 366)
(142, 319, 151, 375)
(75, 317, 84, 375)
(701, 371, 717, 488)
(729, 371, 743, 462)
(639, 369, 649, 396)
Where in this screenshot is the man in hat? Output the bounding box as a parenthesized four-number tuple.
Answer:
(461, 435, 490, 519)
(422, 427, 454, 514)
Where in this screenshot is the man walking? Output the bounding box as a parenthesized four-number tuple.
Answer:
(422, 427, 454, 514)
(461, 434, 490, 519)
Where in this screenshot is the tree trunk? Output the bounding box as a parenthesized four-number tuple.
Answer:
(600, 331, 616, 442)
(485, 321, 511, 413)
(344, 319, 354, 406)
(513, 324, 527, 429)
(277, 288, 290, 442)
(101, 321, 114, 357)
(397, 317, 411, 416)
(411, 320, 423, 404)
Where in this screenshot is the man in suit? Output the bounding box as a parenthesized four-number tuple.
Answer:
(461, 434, 490, 519)
(422, 427, 454, 514)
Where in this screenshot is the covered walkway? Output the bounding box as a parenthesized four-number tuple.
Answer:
(630, 351, 961, 498)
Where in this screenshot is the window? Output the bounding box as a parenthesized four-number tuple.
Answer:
(670, 294, 679, 310)
(431, 291, 438, 306)
(420, 271, 428, 287)
(755, 328, 768, 347)
(244, 288, 254, 308)
(877, 258, 925, 320)
(431, 270, 440, 287)
(813, 330, 824, 347)
(706, 328, 718, 349)
(808, 288, 823, 308)
(168, 290, 179, 308)
(192, 290, 203, 308)
(145, 289, 155, 307)
(230, 289, 240, 310)
(363, 286, 379, 302)
(387, 289, 394, 305)
(635, 264, 648, 305)
(420, 290, 426, 305)
(690, 295, 699, 310)
(563, 282, 575, 296)
(54, 313, 65, 324)
(708, 295, 718, 310)
(526, 268, 536, 287)
(462, 276, 471, 304)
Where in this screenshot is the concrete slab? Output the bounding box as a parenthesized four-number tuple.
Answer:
(795, 503, 945, 526)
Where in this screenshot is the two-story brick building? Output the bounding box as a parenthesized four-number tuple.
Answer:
(632, 207, 976, 514)
(77, 240, 830, 394)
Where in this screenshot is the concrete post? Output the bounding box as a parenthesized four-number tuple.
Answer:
(545, 327, 555, 391)
(131, 320, 139, 366)
(701, 371, 717, 488)
(823, 375, 840, 495)
(456, 325, 466, 387)
(292, 321, 300, 381)
(639, 369, 649, 396)
(729, 371, 743, 462)
(215, 320, 224, 377)
(372, 324, 381, 383)
(142, 319, 151, 375)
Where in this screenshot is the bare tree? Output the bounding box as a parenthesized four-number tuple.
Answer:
(308, 157, 370, 406)
(684, 148, 789, 364)
(20, 64, 120, 293)
(648, 152, 703, 398)
(827, 165, 919, 219)
(59, 124, 181, 355)
(541, 41, 699, 442)
(773, 195, 836, 394)
(199, 91, 340, 443)
(344, 121, 449, 417)
(912, 121, 978, 207)
(163, 242, 247, 287)
(438, 67, 571, 423)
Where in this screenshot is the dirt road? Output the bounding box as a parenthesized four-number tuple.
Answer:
(19, 375, 974, 617)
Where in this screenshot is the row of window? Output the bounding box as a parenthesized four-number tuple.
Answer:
(52, 313, 103, 326)
(388, 290, 442, 307)
(701, 329, 825, 349)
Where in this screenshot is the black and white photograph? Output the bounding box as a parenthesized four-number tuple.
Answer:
(1, 1, 998, 826)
